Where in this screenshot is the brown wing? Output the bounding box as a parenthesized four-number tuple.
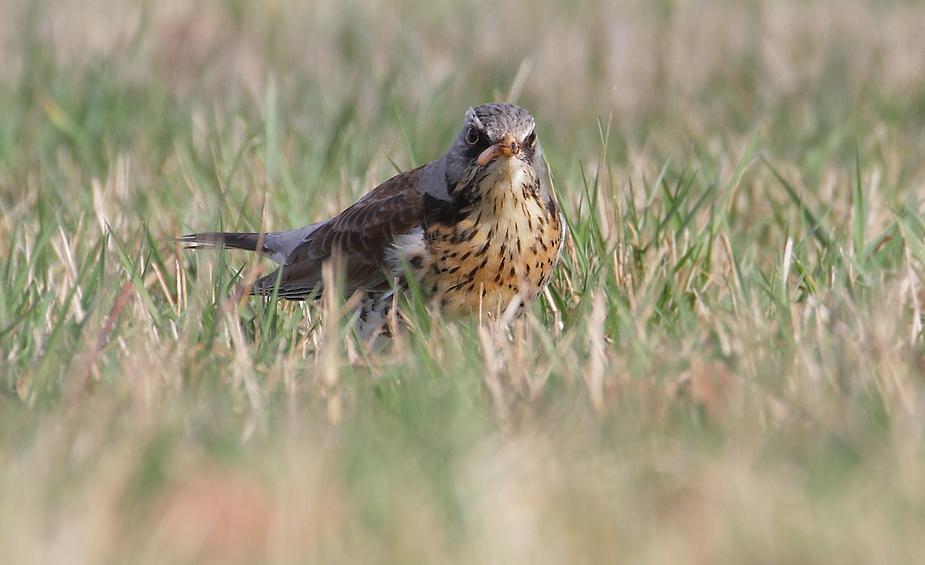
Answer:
(254, 166, 425, 299)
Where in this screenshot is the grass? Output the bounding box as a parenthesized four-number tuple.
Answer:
(3, 0, 925, 562)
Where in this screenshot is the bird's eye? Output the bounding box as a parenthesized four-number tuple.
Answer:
(465, 126, 480, 145)
(524, 130, 536, 148)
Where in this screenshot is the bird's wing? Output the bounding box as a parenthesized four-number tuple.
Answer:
(255, 165, 426, 299)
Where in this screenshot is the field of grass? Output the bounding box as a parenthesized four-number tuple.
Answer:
(3, 0, 925, 562)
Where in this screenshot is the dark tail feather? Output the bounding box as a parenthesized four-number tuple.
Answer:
(176, 232, 266, 251)
(176, 232, 266, 253)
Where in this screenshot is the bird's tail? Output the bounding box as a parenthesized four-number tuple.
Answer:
(176, 232, 269, 253)
(179, 223, 323, 265)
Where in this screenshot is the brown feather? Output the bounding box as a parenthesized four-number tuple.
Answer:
(253, 166, 425, 298)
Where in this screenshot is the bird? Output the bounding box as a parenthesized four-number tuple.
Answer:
(179, 102, 565, 340)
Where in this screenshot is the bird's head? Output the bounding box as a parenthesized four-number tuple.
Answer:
(442, 102, 544, 196)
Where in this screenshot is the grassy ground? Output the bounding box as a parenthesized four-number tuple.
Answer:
(3, 0, 925, 562)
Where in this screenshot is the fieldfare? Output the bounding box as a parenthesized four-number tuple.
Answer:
(180, 102, 565, 340)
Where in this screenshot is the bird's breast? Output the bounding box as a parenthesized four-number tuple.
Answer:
(420, 165, 564, 317)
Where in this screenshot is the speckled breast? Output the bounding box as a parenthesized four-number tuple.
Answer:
(421, 195, 564, 318)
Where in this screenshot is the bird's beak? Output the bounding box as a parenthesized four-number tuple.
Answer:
(477, 132, 520, 166)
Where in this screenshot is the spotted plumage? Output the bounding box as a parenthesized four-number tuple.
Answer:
(179, 103, 565, 340)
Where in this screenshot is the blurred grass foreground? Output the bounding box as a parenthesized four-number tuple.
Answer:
(3, 0, 925, 563)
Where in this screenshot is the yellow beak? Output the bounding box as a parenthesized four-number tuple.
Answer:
(477, 132, 520, 166)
